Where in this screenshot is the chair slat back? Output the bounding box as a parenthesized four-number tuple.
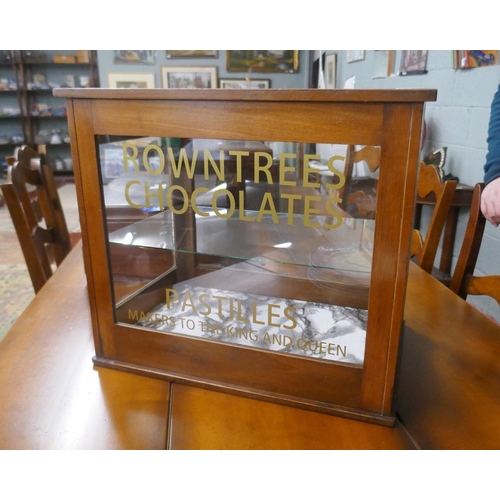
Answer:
(1, 145, 72, 293)
(448, 183, 500, 307)
(340, 145, 380, 218)
(411, 162, 457, 274)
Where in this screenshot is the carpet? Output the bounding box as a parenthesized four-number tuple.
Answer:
(0, 182, 80, 342)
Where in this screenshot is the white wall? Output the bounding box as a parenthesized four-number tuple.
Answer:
(333, 50, 500, 321)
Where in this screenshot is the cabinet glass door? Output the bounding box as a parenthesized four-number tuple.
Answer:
(98, 135, 379, 367)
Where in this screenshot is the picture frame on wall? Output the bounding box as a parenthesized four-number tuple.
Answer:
(101, 145, 125, 179)
(453, 50, 498, 68)
(226, 51, 299, 73)
(325, 53, 337, 89)
(108, 73, 156, 89)
(399, 50, 428, 75)
(373, 50, 395, 78)
(161, 66, 218, 89)
(219, 78, 270, 89)
(346, 51, 365, 63)
(113, 51, 155, 65)
(166, 50, 218, 58)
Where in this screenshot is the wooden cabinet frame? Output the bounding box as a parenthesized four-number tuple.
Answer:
(56, 88, 436, 425)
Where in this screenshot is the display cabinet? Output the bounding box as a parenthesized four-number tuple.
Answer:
(56, 88, 436, 425)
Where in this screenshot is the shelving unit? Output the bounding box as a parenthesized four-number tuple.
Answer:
(0, 50, 99, 177)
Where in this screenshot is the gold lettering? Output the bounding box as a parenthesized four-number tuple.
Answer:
(121, 148, 351, 230)
(204, 150, 225, 181)
(212, 189, 235, 219)
(238, 191, 256, 221)
(267, 303, 281, 327)
(254, 152, 274, 184)
(228, 150, 250, 182)
(144, 181, 164, 210)
(167, 186, 189, 214)
(324, 197, 344, 229)
(281, 193, 301, 225)
(143, 144, 165, 175)
(237, 299, 250, 322)
(251, 302, 265, 325)
(214, 295, 228, 318)
(326, 155, 346, 189)
(304, 195, 321, 228)
(123, 143, 140, 173)
(165, 288, 179, 308)
(257, 192, 279, 223)
(181, 291, 197, 313)
(303, 154, 321, 188)
(283, 305, 298, 330)
(279, 153, 296, 186)
(198, 294, 212, 316)
(124, 180, 142, 209)
(128, 309, 139, 321)
(168, 147, 198, 179)
(192, 187, 210, 216)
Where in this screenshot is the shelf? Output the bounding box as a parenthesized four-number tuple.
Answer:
(0, 50, 98, 175)
(37, 142, 71, 147)
(29, 114, 67, 119)
(23, 62, 95, 67)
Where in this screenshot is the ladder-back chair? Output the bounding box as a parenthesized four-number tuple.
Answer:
(340, 145, 381, 218)
(449, 182, 500, 305)
(1, 145, 72, 293)
(411, 162, 457, 274)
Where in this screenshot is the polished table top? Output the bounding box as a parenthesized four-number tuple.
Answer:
(0, 242, 499, 449)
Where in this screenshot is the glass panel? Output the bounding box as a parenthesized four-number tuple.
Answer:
(98, 136, 380, 366)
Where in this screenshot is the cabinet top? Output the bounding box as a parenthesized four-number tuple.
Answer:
(53, 88, 437, 103)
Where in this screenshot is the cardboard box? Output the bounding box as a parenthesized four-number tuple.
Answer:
(76, 50, 90, 64)
(54, 55, 76, 64)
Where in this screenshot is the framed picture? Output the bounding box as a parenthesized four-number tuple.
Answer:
(399, 50, 428, 75)
(101, 146, 125, 179)
(114, 50, 155, 65)
(161, 66, 218, 89)
(166, 50, 218, 58)
(226, 51, 299, 73)
(325, 53, 337, 89)
(453, 50, 498, 68)
(373, 50, 395, 78)
(346, 51, 365, 63)
(219, 78, 270, 89)
(108, 73, 156, 89)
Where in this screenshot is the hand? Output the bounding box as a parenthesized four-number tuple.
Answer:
(481, 177, 500, 226)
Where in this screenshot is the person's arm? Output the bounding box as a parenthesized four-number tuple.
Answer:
(481, 177, 500, 226)
(482, 84, 500, 225)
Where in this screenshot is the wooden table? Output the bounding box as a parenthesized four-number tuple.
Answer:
(1, 242, 499, 449)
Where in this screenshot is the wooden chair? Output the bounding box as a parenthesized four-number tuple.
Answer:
(0, 145, 72, 293)
(449, 183, 500, 305)
(340, 145, 381, 218)
(410, 162, 457, 274)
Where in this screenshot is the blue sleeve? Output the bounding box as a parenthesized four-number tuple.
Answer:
(484, 84, 500, 185)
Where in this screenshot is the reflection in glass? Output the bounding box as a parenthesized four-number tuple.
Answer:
(97, 136, 380, 365)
